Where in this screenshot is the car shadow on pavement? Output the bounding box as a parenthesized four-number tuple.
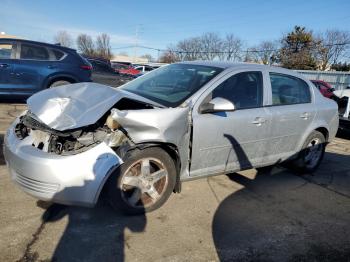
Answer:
(39, 199, 146, 262)
(0, 134, 5, 165)
(211, 152, 350, 262)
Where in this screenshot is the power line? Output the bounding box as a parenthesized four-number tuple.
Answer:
(111, 42, 350, 55)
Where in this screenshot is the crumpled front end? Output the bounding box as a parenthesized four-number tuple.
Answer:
(4, 83, 191, 206)
(4, 118, 122, 206)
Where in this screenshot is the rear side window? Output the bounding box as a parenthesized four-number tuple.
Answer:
(20, 44, 49, 60)
(212, 71, 263, 110)
(52, 49, 65, 60)
(270, 73, 311, 105)
(0, 44, 13, 59)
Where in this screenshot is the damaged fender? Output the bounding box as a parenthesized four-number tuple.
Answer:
(111, 107, 190, 146)
(111, 107, 192, 181)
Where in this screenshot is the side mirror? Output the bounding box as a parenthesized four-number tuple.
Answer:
(199, 97, 236, 114)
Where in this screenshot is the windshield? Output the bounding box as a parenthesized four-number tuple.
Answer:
(121, 63, 223, 107)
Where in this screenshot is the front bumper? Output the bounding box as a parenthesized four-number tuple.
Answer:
(3, 121, 122, 207)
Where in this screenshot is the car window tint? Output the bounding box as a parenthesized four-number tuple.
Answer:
(270, 73, 311, 105)
(212, 71, 263, 109)
(0, 44, 13, 59)
(20, 44, 49, 60)
(52, 49, 64, 60)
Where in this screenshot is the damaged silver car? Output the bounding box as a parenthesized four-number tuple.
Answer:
(3, 62, 339, 214)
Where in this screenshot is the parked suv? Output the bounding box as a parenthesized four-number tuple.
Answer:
(0, 38, 92, 98)
(4, 62, 338, 214)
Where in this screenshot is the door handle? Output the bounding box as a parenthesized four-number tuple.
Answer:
(0, 63, 9, 68)
(252, 117, 266, 126)
(300, 112, 310, 119)
(47, 65, 57, 69)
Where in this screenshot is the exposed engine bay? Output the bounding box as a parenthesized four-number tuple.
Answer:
(14, 98, 154, 155)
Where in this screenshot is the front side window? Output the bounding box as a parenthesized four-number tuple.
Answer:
(20, 44, 49, 60)
(212, 71, 263, 110)
(121, 64, 223, 107)
(0, 44, 13, 59)
(270, 73, 311, 105)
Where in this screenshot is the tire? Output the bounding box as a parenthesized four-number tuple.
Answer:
(107, 147, 176, 215)
(49, 80, 71, 88)
(289, 130, 326, 174)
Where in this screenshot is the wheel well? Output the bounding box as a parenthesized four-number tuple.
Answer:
(98, 142, 182, 204)
(315, 127, 329, 142)
(47, 76, 76, 88)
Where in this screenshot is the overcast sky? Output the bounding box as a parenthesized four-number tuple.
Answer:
(1, 0, 349, 57)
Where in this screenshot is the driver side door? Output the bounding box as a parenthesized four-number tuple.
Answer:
(190, 70, 271, 177)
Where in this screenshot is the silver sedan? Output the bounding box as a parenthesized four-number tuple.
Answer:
(4, 62, 339, 214)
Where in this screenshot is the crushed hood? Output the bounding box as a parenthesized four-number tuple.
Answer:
(27, 82, 162, 131)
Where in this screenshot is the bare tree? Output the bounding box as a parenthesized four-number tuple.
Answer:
(76, 34, 95, 56)
(220, 34, 243, 61)
(96, 33, 112, 59)
(176, 37, 202, 61)
(317, 30, 350, 70)
(159, 50, 179, 63)
(199, 32, 222, 60)
(250, 41, 278, 64)
(53, 31, 73, 48)
(168, 32, 244, 62)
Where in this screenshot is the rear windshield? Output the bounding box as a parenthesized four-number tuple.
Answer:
(121, 63, 223, 107)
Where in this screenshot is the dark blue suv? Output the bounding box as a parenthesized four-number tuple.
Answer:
(0, 38, 92, 98)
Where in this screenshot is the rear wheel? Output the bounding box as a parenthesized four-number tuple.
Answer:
(49, 80, 72, 88)
(289, 131, 326, 173)
(107, 147, 176, 215)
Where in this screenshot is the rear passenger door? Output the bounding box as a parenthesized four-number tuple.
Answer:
(265, 72, 316, 162)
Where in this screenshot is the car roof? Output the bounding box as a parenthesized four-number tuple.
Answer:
(178, 61, 304, 77)
(179, 60, 283, 71)
(0, 38, 76, 52)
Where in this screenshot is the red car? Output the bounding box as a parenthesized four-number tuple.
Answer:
(119, 66, 141, 76)
(311, 80, 335, 99)
(111, 63, 140, 76)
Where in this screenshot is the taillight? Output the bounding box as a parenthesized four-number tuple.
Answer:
(80, 65, 92, 70)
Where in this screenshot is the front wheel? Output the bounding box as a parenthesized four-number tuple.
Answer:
(107, 147, 176, 215)
(290, 131, 326, 173)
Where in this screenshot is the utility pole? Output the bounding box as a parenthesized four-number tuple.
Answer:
(133, 24, 142, 63)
